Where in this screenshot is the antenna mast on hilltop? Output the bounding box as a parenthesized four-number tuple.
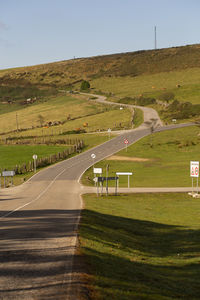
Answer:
(154, 26, 157, 49)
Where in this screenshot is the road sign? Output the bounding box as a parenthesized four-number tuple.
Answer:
(91, 153, 96, 159)
(2, 171, 15, 177)
(124, 139, 129, 144)
(116, 172, 133, 176)
(116, 172, 133, 188)
(93, 168, 102, 174)
(33, 154, 38, 160)
(190, 161, 199, 177)
(97, 176, 119, 182)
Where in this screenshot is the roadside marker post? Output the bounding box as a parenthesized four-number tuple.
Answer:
(106, 164, 110, 196)
(108, 128, 111, 139)
(33, 154, 38, 173)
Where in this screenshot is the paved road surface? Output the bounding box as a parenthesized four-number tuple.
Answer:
(0, 95, 195, 299)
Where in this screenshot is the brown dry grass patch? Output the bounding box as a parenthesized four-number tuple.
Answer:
(106, 155, 150, 162)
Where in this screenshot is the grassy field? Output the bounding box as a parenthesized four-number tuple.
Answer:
(91, 68, 200, 104)
(0, 144, 70, 186)
(80, 193, 200, 299)
(0, 132, 112, 186)
(82, 126, 200, 187)
(0, 144, 70, 170)
(0, 94, 133, 135)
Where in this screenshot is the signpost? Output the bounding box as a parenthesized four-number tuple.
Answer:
(33, 154, 38, 173)
(124, 138, 129, 152)
(91, 153, 96, 173)
(108, 128, 111, 139)
(94, 176, 119, 196)
(93, 168, 102, 175)
(116, 172, 133, 188)
(190, 161, 199, 194)
(2, 170, 15, 188)
(93, 167, 102, 187)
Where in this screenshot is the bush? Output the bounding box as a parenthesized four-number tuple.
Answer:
(80, 80, 90, 91)
(159, 91, 175, 102)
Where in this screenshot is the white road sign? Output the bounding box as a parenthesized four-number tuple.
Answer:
(116, 172, 133, 176)
(2, 171, 15, 177)
(190, 161, 199, 178)
(33, 154, 38, 160)
(93, 168, 102, 174)
(91, 153, 96, 159)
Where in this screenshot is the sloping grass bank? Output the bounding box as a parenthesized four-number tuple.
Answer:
(80, 193, 200, 299)
(82, 126, 200, 187)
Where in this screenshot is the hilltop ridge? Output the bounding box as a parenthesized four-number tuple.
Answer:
(1, 44, 200, 89)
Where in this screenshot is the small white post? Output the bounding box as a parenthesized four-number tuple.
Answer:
(128, 175, 130, 188)
(192, 177, 194, 194)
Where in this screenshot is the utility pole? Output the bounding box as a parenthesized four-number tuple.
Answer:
(16, 112, 19, 132)
(154, 26, 157, 50)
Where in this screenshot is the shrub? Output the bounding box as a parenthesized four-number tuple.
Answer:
(159, 91, 175, 102)
(80, 80, 90, 91)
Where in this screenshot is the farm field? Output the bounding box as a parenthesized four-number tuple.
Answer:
(80, 192, 200, 300)
(82, 126, 200, 187)
(91, 67, 200, 104)
(0, 132, 111, 186)
(0, 94, 133, 135)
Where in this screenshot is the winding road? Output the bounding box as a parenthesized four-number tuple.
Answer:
(0, 94, 195, 299)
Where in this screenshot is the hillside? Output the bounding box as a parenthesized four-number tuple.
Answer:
(1, 44, 200, 90)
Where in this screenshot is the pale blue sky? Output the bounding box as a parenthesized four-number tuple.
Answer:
(0, 0, 200, 69)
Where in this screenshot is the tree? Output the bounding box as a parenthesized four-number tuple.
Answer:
(80, 80, 90, 91)
(38, 114, 45, 126)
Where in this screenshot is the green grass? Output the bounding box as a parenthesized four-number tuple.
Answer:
(0, 144, 68, 170)
(0, 94, 133, 135)
(0, 133, 111, 186)
(80, 193, 200, 299)
(82, 126, 200, 187)
(0, 144, 70, 186)
(91, 67, 200, 104)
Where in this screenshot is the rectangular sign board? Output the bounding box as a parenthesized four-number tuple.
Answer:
(190, 161, 199, 178)
(97, 176, 119, 182)
(2, 171, 15, 177)
(116, 172, 133, 176)
(93, 168, 102, 174)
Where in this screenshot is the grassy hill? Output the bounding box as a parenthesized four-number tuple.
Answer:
(1, 44, 200, 90)
(1, 43, 200, 125)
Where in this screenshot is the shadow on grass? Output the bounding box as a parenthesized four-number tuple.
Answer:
(80, 209, 200, 300)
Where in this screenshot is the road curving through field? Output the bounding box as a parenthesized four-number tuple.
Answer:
(0, 92, 195, 300)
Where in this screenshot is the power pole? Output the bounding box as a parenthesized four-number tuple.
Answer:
(16, 112, 19, 132)
(154, 26, 157, 50)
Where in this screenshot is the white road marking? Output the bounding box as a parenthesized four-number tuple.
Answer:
(0, 168, 66, 219)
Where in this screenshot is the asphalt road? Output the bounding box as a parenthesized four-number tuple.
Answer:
(0, 95, 195, 299)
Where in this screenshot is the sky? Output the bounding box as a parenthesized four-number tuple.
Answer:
(0, 0, 200, 69)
